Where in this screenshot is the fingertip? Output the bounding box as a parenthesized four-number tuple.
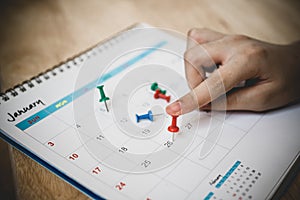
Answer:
(166, 101, 182, 116)
(177, 91, 200, 115)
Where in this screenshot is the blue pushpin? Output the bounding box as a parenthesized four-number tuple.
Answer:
(136, 110, 153, 123)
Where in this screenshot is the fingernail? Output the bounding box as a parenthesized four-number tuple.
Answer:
(166, 101, 182, 116)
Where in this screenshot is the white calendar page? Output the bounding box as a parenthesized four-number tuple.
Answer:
(0, 23, 299, 200)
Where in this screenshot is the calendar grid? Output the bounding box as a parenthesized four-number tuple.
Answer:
(2, 24, 297, 200)
(30, 85, 263, 200)
(21, 62, 265, 200)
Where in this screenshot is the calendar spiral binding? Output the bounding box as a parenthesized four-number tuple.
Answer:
(0, 23, 139, 104)
(0, 49, 92, 104)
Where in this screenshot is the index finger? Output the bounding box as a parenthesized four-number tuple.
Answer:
(178, 59, 257, 115)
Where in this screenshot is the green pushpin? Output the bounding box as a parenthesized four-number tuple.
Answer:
(150, 82, 166, 94)
(97, 85, 110, 112)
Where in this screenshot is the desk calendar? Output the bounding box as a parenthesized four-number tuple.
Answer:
(0, 23, 299, 200)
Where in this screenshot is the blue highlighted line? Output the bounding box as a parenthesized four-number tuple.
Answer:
(16, 41, 167, 131)
(216, 161, 241, 188)
(204, 192, 214, 200)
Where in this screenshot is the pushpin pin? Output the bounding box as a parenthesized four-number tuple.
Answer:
(136, 110, 153, 123)
(154, 89, 171, 103)
(151, 82, 166, 94)
(168, 115, 179, 141)
(97, 85, 110, 112)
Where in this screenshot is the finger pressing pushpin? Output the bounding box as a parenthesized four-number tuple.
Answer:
(154, 89, 171, 103)
(168, 115, 179, 141)
(151, 82, 166, 94)
(97, 85, 110, 112)
(136, 110, 153, 123)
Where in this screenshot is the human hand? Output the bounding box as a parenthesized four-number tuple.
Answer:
(166, 28, 300, 116)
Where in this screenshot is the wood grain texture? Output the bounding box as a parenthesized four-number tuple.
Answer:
(0, 0, 299, 199)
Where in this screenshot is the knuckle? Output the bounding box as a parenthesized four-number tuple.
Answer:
(188, 28, 200, 37)
(245, 42, 264, 55)
(247, 43, 268, 58)
(188, 28, 212, 38)
(197, 27, 211, 33)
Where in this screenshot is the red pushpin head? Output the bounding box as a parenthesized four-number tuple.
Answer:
(154, 90, 159, 98)
(168, 115, 179, 132)
(154, 90, 171, 103)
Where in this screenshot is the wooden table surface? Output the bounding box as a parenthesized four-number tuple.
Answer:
(0, 0, 299, 199)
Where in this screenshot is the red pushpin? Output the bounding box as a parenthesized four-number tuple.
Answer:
(168, 115, 179, 132)
(168, 115, 179, 142)
(154, 89, 171, 103)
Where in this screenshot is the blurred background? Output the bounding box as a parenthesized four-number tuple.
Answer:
(0, 0, 299, 199)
